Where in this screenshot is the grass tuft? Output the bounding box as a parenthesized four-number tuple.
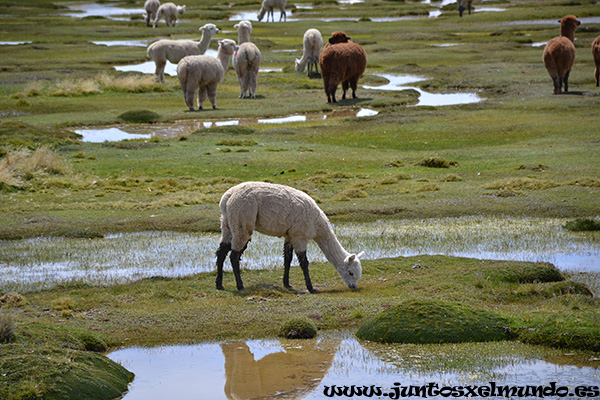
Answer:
(117, 110, 160, 124)
(279, 318, 318, 339)
(563, 218, 600, 232)
(0, 312, 16, 343)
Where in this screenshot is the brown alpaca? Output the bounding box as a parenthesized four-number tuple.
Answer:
(319, 32, 367, 103)
(592, 35, 600, 87)
(542, 15, 581, 94)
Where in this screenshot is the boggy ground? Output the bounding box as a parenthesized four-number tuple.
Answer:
(1, 0, 600, 398)
(2, 256, 600, 399)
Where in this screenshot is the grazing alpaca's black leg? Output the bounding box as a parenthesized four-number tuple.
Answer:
(283, 241, 293, 289)
(215, 242, 231, 290)
(296, 251, 316, 293)
(230, 250, 244, 291)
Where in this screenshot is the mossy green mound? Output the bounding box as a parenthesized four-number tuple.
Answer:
(117, 110, 160, 123)
(0, 344, 133, 400)
(278, 317, 318, 339)
(356, 299, 511, 344)
(563, 218, 600, 232)
(484, 262, 564, 283)
(541, 281, 594, 298)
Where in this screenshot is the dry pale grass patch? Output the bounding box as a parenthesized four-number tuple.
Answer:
(11, 73, 168, 99)
(0, 146, 71, 189)
(49, 79, 101, 96)
(10, 81, 45, 99)
(94, 72, 168, 93)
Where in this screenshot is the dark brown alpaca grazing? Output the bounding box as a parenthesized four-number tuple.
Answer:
(542, 15, 581, 94)
(592, 35, 600, 87)
(319, 32, 367, 103)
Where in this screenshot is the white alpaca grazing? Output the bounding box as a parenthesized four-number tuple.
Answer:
(295, 28, 323, 76)
(233, 21, 261, 98)
(215, 181, 364, 293)
(143, 0, 160, 27)
(153, 2, 185, 28)
(177, 39, 237, 111)
(257, 0, 287, 22)
(147, 23, 220, 83)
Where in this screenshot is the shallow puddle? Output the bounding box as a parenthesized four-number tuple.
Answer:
(63, 2, 141, 20)
(92, 40, 151, 47)
(0, 41, 32, 46)
(363, 73, 482, 106)
(73, 108, 378, 142)
(107, 330, 600, 400)
(1, 217, 598, 292)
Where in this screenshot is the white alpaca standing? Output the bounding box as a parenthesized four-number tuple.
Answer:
(233, 21, 261, 99)
(143, 0, 160, 27)
(153, 2, 185, 28)
(257, 0, 287, 22)
(216, 181, 364, 293)
(147, 23, 220, 83)
(295, 28, 323, 76)
(177, 39, 237, 111)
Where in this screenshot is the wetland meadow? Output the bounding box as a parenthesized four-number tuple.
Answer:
(1, 0, 600, 398)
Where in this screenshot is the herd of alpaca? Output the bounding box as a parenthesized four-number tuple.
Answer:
(137, 1, 600, 291)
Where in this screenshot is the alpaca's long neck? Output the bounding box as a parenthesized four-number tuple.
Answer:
(561, 26, 576, 42)
(239, 30, 251, 44)
(296, 54, 308, 69)
(314, 218, 349, 268)
(217, 52, 231, 71)
(197, 33, 213, 53)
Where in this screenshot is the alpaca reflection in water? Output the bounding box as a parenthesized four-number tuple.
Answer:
(221, 340, 339, 399)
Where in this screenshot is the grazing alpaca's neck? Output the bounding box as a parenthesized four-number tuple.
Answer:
(314, 219, 349, 268)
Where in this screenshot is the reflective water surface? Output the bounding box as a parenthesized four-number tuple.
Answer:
(363, 73, 482, 106)
(1, 217, 598, 292)
(63, 2, 141, 20)
(73, 108, 379, 142)
(107, 330, 600, 400)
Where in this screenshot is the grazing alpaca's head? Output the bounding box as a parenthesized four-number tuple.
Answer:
(338, 252, 364, 289)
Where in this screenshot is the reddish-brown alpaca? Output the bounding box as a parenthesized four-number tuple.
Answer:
(592, 35, 600, 87)
(543, 15, 581, 94)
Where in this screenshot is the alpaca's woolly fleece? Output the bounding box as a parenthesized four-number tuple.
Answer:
(176, 39, 236, 110)
(543, 15, 580, 94)
(143, 0, 160, 27)
(592, 35, 600, 87)
(233, 21, 261, 99)
(257, 0, 287, 22)
(147, 23, 219, 83)
(152, 2, 185, 28)
(295, 29, 323, 76)
(319, 32, 367, 103)
(216, 181, 363, 292)
(458, 0, 473, 17)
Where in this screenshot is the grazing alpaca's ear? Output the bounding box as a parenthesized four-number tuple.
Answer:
(357, 251, 365, 259)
